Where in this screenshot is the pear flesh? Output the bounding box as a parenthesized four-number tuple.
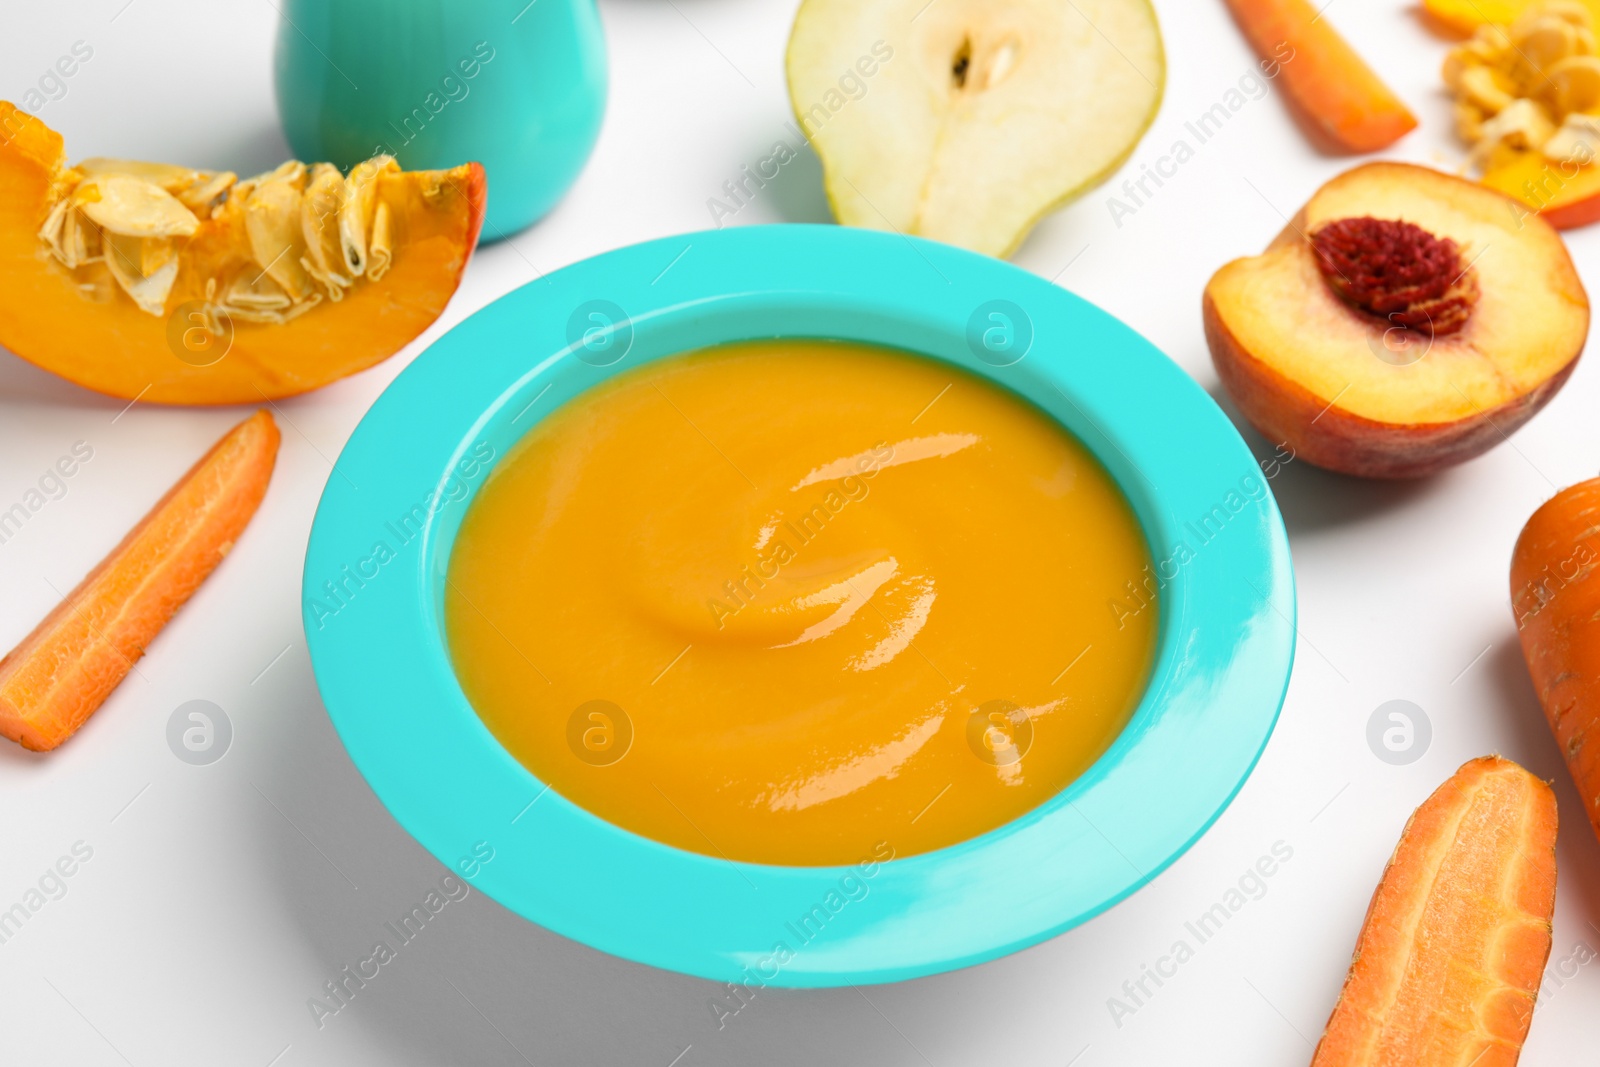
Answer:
(787, 0, 1165, 258)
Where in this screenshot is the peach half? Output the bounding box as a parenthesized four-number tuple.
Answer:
(1204, 162, 1588, 479)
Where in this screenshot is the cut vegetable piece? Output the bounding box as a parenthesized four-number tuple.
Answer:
(0, 102, 485, 404)
(1481, 142, 1600, 227)
(0, 411, 280, 751)
(1205, 162, 1588, 478)
(1310, 757, 1557, 1067)
(1512, 477, 1600, 842)
(785, 0, 1165, 258)
(1426, 0, 1600, 36)
(1221, 0, 1418, 153)
(1443, 1, 1600, 213)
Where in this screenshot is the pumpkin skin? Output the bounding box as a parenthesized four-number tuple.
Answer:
(0, 101, 485, 405)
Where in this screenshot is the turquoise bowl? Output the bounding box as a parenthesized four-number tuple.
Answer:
(273, 0, 607, 238)
(302, 225, 1295, 987)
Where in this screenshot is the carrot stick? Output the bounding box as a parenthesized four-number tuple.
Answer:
(1310, 757, 1557, 1067)
(0, 410, 279, 751)
(1512, 477, 1600, 841)
(1221, 0, 1418, 154)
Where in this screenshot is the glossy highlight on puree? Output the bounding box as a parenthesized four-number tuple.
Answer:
(444, 340, 1158, 865)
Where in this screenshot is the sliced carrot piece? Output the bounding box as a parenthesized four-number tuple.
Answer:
(0, 410, 279, 750)
(1310, 757, 1557, 1067)
(1512, 477, 1600, 840)
(1221, 0, 1419, 154)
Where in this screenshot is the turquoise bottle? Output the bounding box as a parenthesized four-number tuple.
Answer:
(273, 0, 607, 238)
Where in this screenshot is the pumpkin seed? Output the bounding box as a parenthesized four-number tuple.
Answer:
(340, 155, 398, 278)
(244, 171, 317, 303)
(1545, 54, 1600, 115)
(1544, 111, 1600, 161)
(76, 157, 202, 192)
(1460, 65, 1520, 114)
(300, 163, 350, 299)
(179, 171, 237, 218)
(76, 175, 199, 239)
(1512, 15, 1579, 73)
(368, 201, 394, 281)
(102, 232, 180, 315)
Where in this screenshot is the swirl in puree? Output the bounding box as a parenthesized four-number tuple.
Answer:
(445, 340, 1157, 865)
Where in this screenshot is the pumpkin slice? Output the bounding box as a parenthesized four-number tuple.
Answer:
(1425, 0, 1600, 36)
(1481, 142, 1600, 228)
(0, 102, 485, 404)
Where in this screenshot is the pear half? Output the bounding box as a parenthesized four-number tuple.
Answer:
(786, 0, 1165, 258)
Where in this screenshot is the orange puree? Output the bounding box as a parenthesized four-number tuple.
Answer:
(444, 340, 1158, 866)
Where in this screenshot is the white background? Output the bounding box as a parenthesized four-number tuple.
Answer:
(3, 1, 1599, 1064)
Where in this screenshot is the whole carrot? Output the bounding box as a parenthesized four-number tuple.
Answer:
(1512, 477, 1600, 840)
(1221, 0, 1418, 153)
(1311, 757, 1556, 1067)
(0, 410, 279, 751)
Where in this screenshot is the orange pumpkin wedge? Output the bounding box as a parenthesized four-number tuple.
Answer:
(1310, 757, 1557, 1067)
(1425, 0, 1600, 35)
(1481, 142, 1600, 229)
(0, 410, 279, 751)
(0, 102, 485, 404)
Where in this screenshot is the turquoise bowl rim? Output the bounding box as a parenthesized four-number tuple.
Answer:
(302, 224, 1296, 988)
